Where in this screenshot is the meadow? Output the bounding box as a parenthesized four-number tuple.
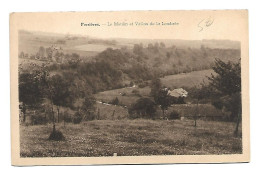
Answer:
(95, 86, 150, 107)
(95, 102, 129, 120)
(160, 69, 214, 88)
(20, 119, 242, 157)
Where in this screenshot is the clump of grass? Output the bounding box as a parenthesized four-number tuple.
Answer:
(48, 129, 65, 141)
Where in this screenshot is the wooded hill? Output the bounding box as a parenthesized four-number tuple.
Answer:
(19, 30, 241, 93)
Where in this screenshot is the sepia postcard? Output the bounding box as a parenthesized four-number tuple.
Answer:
(10, 10, 249, 165)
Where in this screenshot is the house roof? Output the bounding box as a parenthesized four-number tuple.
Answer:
(168, 88, 188, 98)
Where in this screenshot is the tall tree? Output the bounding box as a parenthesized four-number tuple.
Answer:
(45, 47, 53, 60)
(39, 70, 74, 134)
(150, 78, 172, 119)
(48, 74, 73, 123)
(208, 58, 241, 136)
(209, 59, 241, 96)
(38, 46, 45, 58)
(19, 71, 43, 122)
(80, 94, 96, 120)
(154, 88, 172, 119)
(150, 78, 162, 98)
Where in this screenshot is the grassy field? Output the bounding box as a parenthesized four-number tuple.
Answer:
(160, 69, 214, 88)
(94, 86, 151, 107)
(95, 103, 129, 119)
(20, 119, 242, 157)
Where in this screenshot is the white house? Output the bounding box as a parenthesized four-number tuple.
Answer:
(167, 88, 188, 98)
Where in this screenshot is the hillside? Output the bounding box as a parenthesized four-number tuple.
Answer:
(160, 69, 214, 88)
(18, 30, 241, 93)
(19, 30, 240, 67)
(19, 30, 127, 59)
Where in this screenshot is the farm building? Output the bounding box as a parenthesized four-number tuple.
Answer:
(167, 88, 188, 98)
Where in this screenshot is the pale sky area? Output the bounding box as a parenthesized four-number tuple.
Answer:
(11, 10, 248, 41)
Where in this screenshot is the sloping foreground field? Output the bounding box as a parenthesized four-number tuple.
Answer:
(20, 119, 242, 157)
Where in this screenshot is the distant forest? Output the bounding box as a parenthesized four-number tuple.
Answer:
(19, 40, 240, 93)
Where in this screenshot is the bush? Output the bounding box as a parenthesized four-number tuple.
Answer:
(73, 111, 83, 124)
(132, 89, 139, 94)
(138, 81, 148, 88)
(138, 83, 146, 88)
(132, 89, 141, 97)
(84, 111, 96, 121)
(128, 98, 157, 119)
(31, 114, 47, 125)
(110, 97, 119, 105)
(176, 97, 186, 104)
(129, 81, 134, 87)
(62, 111, 73, 123)
(49, 129, 65, 141)
(168, 110, 180, 120)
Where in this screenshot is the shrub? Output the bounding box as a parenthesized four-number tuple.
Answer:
(132, 89, 141, 97)
(129, 81, 134, 87)
(176, 97, 186, 104)
(73, 111, 83, 124)
(128, 98, 157, 119)
(62, 111, 73, 123)
(110, 97, 119, 105)
(49, 130, 65, 141)
(168, 110, 180, 120)
(64, 116, 73, 123)
(132, 89, 139, 94)
(31, 114, 47, 125)
(138, 81, 148, 88)
(138, 83, 146, 88)
(84, 111, 96, 121)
